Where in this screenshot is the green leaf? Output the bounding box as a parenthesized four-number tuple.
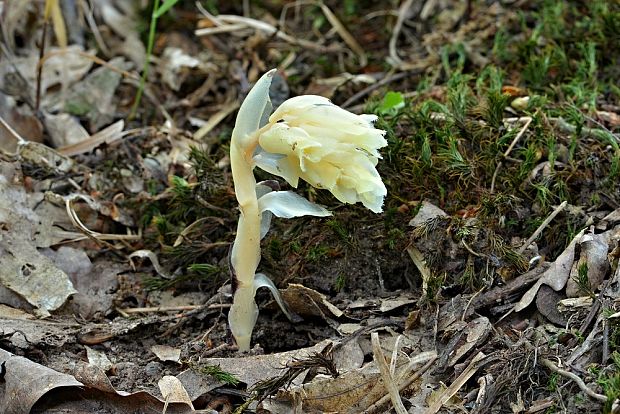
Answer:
(378, 91, 405, 115)
(154, 0, 180, 18)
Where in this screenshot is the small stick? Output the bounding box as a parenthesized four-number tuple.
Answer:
(366, 353, 437, 414)
(388, 0, 414, 66)
(425, 352, 487, 414)
(517, 200, 568, 254)
(472, 264, 549, 309)
(371, 333, 408, 414)
(195, 13, 340, 54)
(77, 0, 110, 56)
(503, 116, 533, 159)
(342, 70, 415, 109)
(490, 116, 532, 192)
(318, 2, 367, 66)
(35, 15, 49, 111)
(541, 358, 606, 402)
(194, 101, 240, 140)
(120, 304, 230, 314)
(603, 313, 610, 364)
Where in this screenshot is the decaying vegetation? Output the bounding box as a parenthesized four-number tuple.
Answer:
(0, 0, 619, 412)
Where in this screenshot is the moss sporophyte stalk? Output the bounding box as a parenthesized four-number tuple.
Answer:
(228, 69, 388, 351)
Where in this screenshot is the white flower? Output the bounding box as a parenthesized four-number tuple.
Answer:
(254, 95, 388, 213)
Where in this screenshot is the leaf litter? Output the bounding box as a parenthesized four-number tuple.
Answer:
(0, 0, 619, 413)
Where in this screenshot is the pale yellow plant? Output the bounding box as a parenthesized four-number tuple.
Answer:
(228, 69, 387, 351)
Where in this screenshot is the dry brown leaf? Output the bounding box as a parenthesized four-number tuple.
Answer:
(0, 348, 83, 413)
(408, 201, 448, 227)
(151, 345, 182, 363)
(596, 110, 620, 127)
(160, 47, 201, 91)
(86, 346, 114, 372)
(379, 296, 417, 313)
(202, 340, 332, 389)
(566, 232, 610, 297)
(158, 375, 194, 408)
(43, 112, 90, 148)
(514, 229, 585, 312)
(0, 93, 43, 152)
(0, 173, 77, 314)
(280, 283, 343, 319)
(284, 365, 382, 413)
(448, 317, 491, 366)
(0, 45, 94, 100)
(333, 337, 365, 372)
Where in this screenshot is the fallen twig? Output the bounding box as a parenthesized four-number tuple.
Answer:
(425, 352, 487, 414)
(318, 2, 366, 66)
(472, 263, 549, 310)
(195, 12, 341, 54)
(517, 200, 567, 254)
(541, 357, 607, 403)
(371, 332, 408, 414)
(119, 304, 230, 314)
(490, 116, 532, 192)
(193, 101, 240, 141)
(342, 70, 420, 109)
(366, 351, 437, 414)
(388, 0, 414, 67)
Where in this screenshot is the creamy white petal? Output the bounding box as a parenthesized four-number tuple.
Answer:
(260, 210, 273, 239)
(253, 150, 301, 187)
(232, 69, 275, 149)
(258, 191, 332, 218)
(256, 92, 387, 213)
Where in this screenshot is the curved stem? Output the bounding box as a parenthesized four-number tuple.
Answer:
(228, 137, 261, 351)
(229, 124, 275, 281)
(227, 69, 276, 351)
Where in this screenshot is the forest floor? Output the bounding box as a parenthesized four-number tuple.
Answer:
(0, 1, 619, 413)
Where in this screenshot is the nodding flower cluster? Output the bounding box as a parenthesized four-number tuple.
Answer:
(227, 69, 387, 351)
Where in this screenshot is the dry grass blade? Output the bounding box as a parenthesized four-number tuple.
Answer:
(318, 2, 367, 66)
(490, 116, 532, 192)
(367, 352, 437, 414)
(425, 352, 486, 414)
(77, 0, 111, 55)
(128, 249, 172, 279)
(388, 0, 414, 67)
(371, 332, 407, 414)
(44, 0, 67, 48)
(192, 23, 247, 36)
(57, 120, 127, 156)
(64, 195, 140, 244)
(541, 358, 607, 403)
(196, 12, 339, 53)
(193, 101, 240, 140)
(407, 245, 432, 299)
(517, 200, 567, 254)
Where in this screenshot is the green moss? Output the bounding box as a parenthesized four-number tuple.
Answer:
(194, 364, 240, 386)
(596, 352, 620, 413)
(307, 244, 330, 262)
(326, 219, 350, 244)
(333, 273, 346, 292)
